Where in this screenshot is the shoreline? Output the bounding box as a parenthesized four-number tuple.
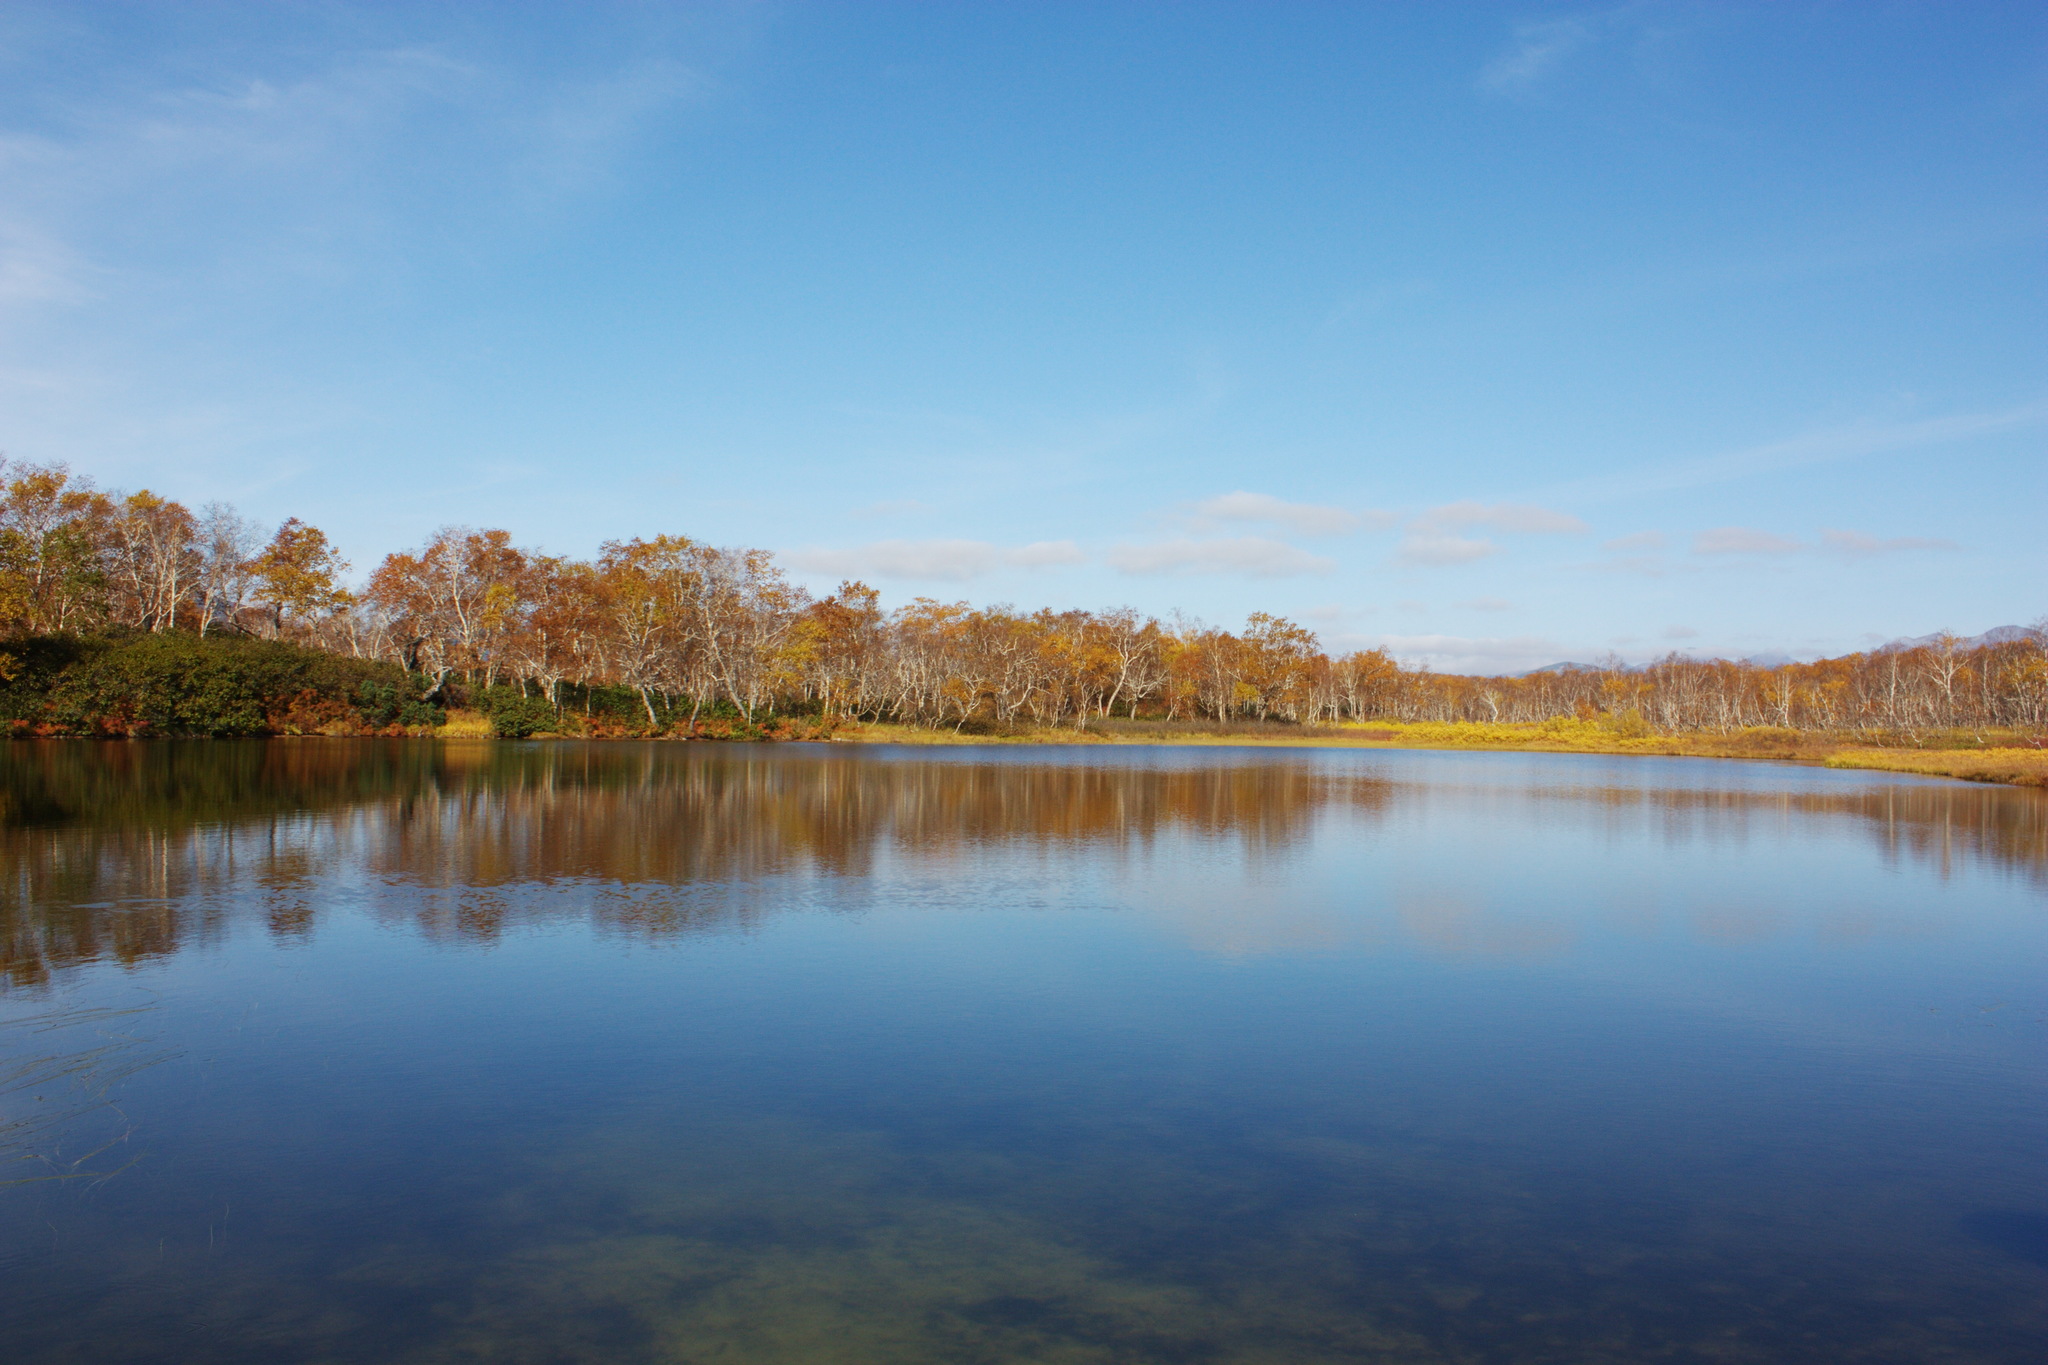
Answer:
(10, 720, 2043, 790)
(831, 720, 2048, 789)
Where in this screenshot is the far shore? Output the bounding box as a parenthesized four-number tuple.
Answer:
(413, 711, 2048, 790)
(826, 718, 2048, 789)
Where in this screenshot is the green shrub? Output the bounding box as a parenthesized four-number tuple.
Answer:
(354, 679, 446, 730)
(478, 685, 557, 738)
(1, 631, 421, 737)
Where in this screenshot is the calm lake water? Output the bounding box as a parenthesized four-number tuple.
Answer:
(1, 740, 2044, 1363)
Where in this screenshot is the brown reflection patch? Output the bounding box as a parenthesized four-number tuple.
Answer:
(3, 741, 2042, 985)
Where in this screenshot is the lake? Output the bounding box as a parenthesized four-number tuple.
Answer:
(2, 740, 2044, 1363)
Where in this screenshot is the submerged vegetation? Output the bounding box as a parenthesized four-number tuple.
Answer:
(1, 459, 2043, 778)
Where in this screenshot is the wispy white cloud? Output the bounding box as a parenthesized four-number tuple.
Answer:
(1394, 500, 1586, 568)
(1478, 17, 1595, 94)
(1693, 527, 1802, 555)
(1662, 624, 1699, 640)
(1333, 632, 1571, 676)
(1109, 536, 1334, 578)
(849, 498, 932, 518)
(0, 361, 85, 396)
(783, 539, 1085, 582)
(1601, 530, 1665, 552)
(0, 23, 732, 514)
(1007, 539, 1090, 568)
(1396, 533, 1497, 567)
(835, 368, 1235, 506)
(0, 212, 96, 305)
(1416, 501, 1589, 535)
(1185, 490, 1387, 536)
(1821, 529, 1959, 557)
(1458, 597, 1514, 612)
(0, 37, 708, 326)
(512, 58, 703, 198)
(1594, 555, 1670, 577)
(1476, 4, 1715, 102)
(1547, 403, 2048, 506)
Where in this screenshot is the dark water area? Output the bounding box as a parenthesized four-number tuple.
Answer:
(1, 740, 2043, 1363)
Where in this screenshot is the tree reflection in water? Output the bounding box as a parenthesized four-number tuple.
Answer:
(2, 739, 2044, 1365)
(3, 739, 2043, 986)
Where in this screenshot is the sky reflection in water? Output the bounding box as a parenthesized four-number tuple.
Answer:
(1, 740, 2044, 1363)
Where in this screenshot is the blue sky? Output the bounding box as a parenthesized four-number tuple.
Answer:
(1, 2, 2041, 672)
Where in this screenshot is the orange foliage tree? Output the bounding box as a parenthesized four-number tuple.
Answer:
(3, 456, 2045, 737)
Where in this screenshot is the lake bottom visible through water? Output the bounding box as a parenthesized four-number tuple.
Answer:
(1, 740, 2044, 1363)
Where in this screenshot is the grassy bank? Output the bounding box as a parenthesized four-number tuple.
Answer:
(1821, 747, 2048, 788)
(5, 632, 2037, 789)
(841, 717, 2048, 788)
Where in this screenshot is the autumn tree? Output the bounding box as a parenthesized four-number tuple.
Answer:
(194, 503, 262, 635)
(592, 535, 698, 728)
(250, 518, 351, 639)
(3, 455, 2042, 740)
(500, 554, 599, 710)
(673, 544, 807, 722)
(0, 461, 114, 634)
(792, 581, 886, 719)
(1238, 613, 1318, 720)
(365, 528, 525, 688)
(107, 491, 200, 632)
(1095, 608, 1166, 720)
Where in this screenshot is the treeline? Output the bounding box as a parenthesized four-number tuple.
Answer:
(2, 458, 2044, 738)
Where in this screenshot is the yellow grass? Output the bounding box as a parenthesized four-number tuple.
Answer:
(843, 717, 1822, 757)
(840, 719, 2048, 788)
(840, 721, 1104, 746)
(399, 714, 2048, 789)
(437, 708, 496, 739)
(1823, 747, 2048, 788)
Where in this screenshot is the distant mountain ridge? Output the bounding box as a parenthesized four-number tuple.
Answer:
(1873, 624, 2037, 653)
(1518, 661, 1602, 676)
(1514, 625, 2037, 678)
